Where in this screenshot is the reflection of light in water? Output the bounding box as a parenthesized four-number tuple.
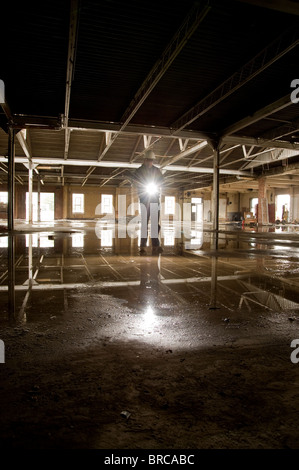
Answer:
(101, 229, 113, 247)
(73, 222, 85, 227)
(191, 230, 203, 245)
(72, 233, 84, 247)
(40, 236, 54, 248)
(163, 230, 175, 246)
(0, 236, 8, 248)
(184, 230, 203, 249)
(143, 305, 155, 326)
(26, 234, 37, 247)
(25, 234, 54, 248)
(137, 229, 149, 247)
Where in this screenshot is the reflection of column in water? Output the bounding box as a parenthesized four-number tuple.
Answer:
(28, 233, 33, 286)
(256, 244, 265, 271)
(8, 234, 15, 318)
(209, 256, 218, 309)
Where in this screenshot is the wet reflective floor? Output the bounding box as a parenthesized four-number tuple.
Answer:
(1, 220, 299, 324)
(1, 221, 299, 448)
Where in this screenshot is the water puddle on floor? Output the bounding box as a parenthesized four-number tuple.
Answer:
(1, 222, 299, 326)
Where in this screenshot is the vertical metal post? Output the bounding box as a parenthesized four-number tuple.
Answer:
(291, 187, 295, 223)
(212, 146, 220, 250)
(28, 161, 33, 224)
(7, 127, 16, 318)
(37, 175, 41, 222)
(209, 255, 218, 309)
(8, 234, 15, 318)
(7, 127, 15, 231)
(28, 233, 33, 287)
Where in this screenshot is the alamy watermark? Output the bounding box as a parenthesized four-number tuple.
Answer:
(0, 340, 4, 363)
(290, 339, 299, 364)
(290, 79, 299, 104)
(0, 80, 4, 104)
(94, 197, 195, 241)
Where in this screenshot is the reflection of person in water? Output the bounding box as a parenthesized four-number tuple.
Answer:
(138, 256, 161, 305)
(130, 149, 164, 255)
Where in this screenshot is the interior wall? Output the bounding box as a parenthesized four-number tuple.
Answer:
(66, 185, 116, 219)
(3, 183, 298, 223)
(12, 184, 63, 220)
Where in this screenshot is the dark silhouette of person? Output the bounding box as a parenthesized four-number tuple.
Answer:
(130, 150, 164, 255)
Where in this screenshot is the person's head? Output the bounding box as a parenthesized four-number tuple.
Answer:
(144, 149, 156, 167)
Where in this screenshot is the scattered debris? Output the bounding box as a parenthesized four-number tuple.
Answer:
(120, 410, 131, 419)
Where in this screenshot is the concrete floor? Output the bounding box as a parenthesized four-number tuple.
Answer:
(1, 220, 299, 448)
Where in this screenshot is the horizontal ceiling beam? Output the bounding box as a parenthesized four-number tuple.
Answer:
(222, 135, 299, 150)
(0, 156, 251, 176)
(161, 140, 208, 167)
(120, 1, 211, 128)
(241, 148, 299, 170)
(260, 161, 299, 178)
(221, 94, 293, 137)
(96, 1, 211, 161)
(16, 131, 31, 159)
(13, 116, 213, 140)
(234, 0, 299, 15)
(170, 26, 299, 133)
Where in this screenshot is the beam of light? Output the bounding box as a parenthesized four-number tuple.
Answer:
(146, 183, 158, 195)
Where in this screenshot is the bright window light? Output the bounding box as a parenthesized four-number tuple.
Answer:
(191, 197, 202, 203)
(276, 194, 290, 220)
(0, 192, 8, 204)
(250, 198, 258, 217)
(72, 194, 84, 214)
(26, 192, 55, 221)
(165, 196, 175, 215)
(101, 194, 113, 214)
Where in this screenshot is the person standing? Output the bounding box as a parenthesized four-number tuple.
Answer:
(131, 149, 164, 255)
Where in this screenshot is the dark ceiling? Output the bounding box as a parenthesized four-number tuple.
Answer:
(0, 0, 299, 191)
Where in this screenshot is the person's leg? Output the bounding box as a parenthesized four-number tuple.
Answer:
(150, 202, 162, 252)
(140, 201, 149, 249)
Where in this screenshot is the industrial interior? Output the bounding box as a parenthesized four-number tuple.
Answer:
(1, 0, 299, 449)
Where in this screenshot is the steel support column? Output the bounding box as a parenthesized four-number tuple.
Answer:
(28, 161, 33, 224)
(8, 233, 15, 318)
(212, 146, 220, 250)
(37, 175, 41, 222)
(8, 127, 15, 231)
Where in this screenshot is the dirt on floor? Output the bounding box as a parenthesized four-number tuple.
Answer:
(1, 281, 299, 450)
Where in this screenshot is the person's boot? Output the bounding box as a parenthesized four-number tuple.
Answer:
(152, 246, 163, 255)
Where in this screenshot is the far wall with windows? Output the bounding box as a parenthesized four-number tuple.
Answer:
(67, 186, 181, 220)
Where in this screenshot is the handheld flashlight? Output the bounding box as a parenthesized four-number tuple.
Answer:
(146, 183, 158, 195)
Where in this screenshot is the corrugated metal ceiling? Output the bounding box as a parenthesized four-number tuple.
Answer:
(0, 0, 299, 189)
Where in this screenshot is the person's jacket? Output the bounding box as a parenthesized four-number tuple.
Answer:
(129, 164, 164, 203)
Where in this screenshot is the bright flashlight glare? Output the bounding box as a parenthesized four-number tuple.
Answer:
(146, 183, 158, 195)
